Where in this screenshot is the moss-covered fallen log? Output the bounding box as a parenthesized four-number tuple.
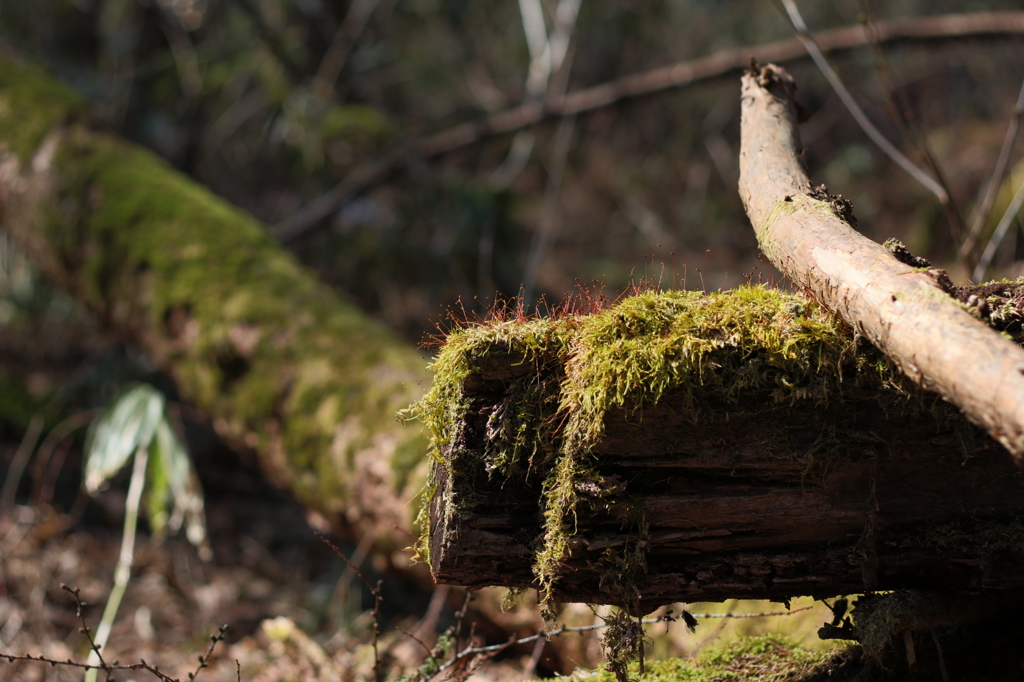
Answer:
(411, 287, 1024, 615)
(0, 49, 429, 560)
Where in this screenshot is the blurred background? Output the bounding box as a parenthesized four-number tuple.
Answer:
(5, 0, 1024, 341)
(1, 0, 1024, 678)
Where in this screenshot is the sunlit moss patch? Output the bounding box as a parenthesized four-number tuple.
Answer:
(538, 634, 851, 682)
(408, 285, 918, 623)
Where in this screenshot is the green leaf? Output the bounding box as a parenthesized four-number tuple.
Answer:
(153, 417, 210, 558)
(145, 430, 171, 536)
(83, 383, 165, 494)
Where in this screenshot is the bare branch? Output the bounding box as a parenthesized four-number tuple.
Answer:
(0, 413, 43, 509)
(316, 532, 384, 682)
(311, 0, 383, 100)
(738, 61, 1024, 464)
(778, 0, 949, 207)
(0, 585, 228, 682)
(432, 605, 814, 669)
(963, 77, 1024, 266)
(974, 170, 1024, 282)
(855, 0, 968, 260)
(276, 10, 1024, 242)
(490, 0, 582, 188)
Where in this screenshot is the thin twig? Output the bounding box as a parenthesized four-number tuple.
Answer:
(27, 410, 97, 506)
(315, 532, 384, 682)
(327, 527, 375, 631)
(0, 413, 43, 509)
(452, 589, 472, 657)
(0, 586, 229, 681)
(275, 10, 1024, 242)
(491, 0, 582, 188)
(962, 77, 1024, 263)
(188, 624, 230, 682)
(394, 625, 434, 657)
(433, 633, 517, 677)
(973, 170, 1024, 281)
(64, 583, 111, 674)
(389, 584, 449, 666)
(857, 0, 968, 255)
(311, 0, 382, 99)
(779, 0, 949, 207)
(523, 636, 546, 679)
(435, 605, 814, 664)
(0, 652, 183, 681)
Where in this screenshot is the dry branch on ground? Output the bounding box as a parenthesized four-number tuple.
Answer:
(738, 61, 1024, 465)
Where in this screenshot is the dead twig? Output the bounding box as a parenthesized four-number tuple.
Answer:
(489, 0, 581, 188)
(315, 532, 384, 682)
(778, 0, 951, 211)
(738, 60, 1024, 463)
(967, 77, 1024, 277)
(0, 584, 229, 682)
(856, 0, 968, 260)
(415, 605, 814, 670)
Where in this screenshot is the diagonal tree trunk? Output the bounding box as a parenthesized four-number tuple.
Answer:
(738, 62, 1024, 467)
(0, 48, 430, 564)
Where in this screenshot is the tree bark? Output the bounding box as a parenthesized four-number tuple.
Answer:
(428, 347, 1024, 613)
(0, 49, 429, 563)
(737, 63, 1024, 466)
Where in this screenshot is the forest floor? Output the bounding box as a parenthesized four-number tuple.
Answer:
(2, 327, 1022, 682)
(0, 441, 539, 682)
(0, 421, 844, 682)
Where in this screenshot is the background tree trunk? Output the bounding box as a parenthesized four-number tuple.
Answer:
(0, 50, 429, 565)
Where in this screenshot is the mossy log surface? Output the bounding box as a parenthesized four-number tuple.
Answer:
(414, 288, 1024, 614)
(0, 49, 430, 557)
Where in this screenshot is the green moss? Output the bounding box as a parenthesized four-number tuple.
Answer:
(30, 121, 428, 539)
(849, 590, 926, 657)
(543, 635, 845, 681)
(0, 57, 87, 161)
(541, 287, 906, 622)
(410, 286, 913, 620)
